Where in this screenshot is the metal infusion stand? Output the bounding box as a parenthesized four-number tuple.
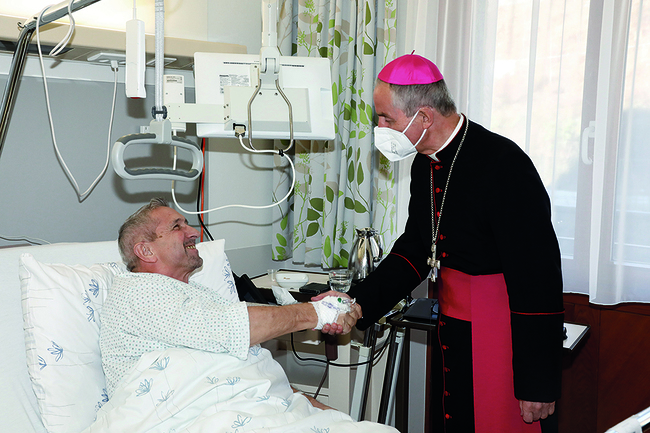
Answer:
(0, 0, 102, 159)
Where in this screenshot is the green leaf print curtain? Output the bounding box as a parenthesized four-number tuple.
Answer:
(272, 0, 398, 268)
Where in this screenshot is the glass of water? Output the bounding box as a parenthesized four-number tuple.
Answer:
(267, 269, 277, 284)
(328, 269, 353, 293)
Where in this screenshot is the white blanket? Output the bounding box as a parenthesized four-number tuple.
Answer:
(83, 346, 398, 433)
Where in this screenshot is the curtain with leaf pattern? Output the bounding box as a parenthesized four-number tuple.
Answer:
(271, 0, 398, 269)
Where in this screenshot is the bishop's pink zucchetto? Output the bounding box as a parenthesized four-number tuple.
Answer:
(378, 54, 444, 85)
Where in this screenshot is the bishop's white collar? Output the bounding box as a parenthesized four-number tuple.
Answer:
(429, 113, 465, 162)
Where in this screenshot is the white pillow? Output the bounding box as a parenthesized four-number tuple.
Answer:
(192, 238, 239, 303)
(19, 256, 126, 433)
(19, 239, 235, 433)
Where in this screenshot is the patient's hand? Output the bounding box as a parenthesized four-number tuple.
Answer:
(313, 291, 362, 335)
(292, 387, 334, 410)
(305, 394, 334, 410)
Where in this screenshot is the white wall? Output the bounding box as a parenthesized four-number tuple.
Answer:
(207, 0, 265, 51)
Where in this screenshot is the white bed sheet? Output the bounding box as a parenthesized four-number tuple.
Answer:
(82, 347, 397, 433)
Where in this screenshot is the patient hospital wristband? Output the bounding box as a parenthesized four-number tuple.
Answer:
(310, 296, 352, 330)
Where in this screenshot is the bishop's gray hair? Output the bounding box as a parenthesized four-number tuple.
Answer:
(118, 197, 169, 271)
(382, 79, 457, 118)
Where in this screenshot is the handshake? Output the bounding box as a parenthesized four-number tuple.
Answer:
(310, 292, 362, 335)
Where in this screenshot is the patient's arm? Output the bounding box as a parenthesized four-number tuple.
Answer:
(247, 301, 361, 346)
(248, 303, 316, 346)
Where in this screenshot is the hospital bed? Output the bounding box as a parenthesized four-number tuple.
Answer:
(0, 239, 230, 432)
(0, 239, 395, 433)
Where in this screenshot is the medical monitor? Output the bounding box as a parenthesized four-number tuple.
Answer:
(193, 52, 335, 141)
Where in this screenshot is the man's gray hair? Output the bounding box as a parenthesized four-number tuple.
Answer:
(383, 79, 457, 118)
(118, 197, 169, 271)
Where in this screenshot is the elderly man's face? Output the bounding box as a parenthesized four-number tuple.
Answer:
(373, 81, 424, 146)
(147, 206, 203, 281)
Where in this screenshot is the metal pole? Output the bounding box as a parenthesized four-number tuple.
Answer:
(22, 0, 103, 30)
(0, 25, 33, 157)
(378, 324, 400, 424)
(0, 0, 102, 158)
(385, 328, 405, 425)
(358, 323, 380, 421)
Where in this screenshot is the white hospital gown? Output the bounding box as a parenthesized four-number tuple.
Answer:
(100, 272, 250, 396)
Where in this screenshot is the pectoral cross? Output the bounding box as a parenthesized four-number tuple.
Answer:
(427, 243, 440, 282)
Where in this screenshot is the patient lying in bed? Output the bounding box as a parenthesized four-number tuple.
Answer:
(80, 198, 396, 432)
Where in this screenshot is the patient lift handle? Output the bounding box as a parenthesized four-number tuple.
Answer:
(111, 118, 203, 181)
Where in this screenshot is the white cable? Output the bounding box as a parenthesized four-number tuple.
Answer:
(35, 5, 118, 202)
(172, 135, 296, 215)
(48, 0, 75, 57)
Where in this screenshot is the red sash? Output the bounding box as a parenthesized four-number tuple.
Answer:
(438, 267, 540, 433)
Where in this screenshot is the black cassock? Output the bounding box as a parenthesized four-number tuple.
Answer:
(347, 117, 564, 432)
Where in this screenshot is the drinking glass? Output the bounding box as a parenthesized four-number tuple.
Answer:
(328, 269, 353, 293)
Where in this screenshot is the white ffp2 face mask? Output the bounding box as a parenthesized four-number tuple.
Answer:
(374, 111, 427, 162)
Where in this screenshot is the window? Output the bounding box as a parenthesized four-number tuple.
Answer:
(485, 0, 650, 303)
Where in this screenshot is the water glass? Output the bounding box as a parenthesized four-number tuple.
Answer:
(267, 269, 277, 284)
(328, 269, 353, 293)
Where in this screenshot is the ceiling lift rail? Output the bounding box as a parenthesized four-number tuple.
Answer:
(0, 0, 102, 159)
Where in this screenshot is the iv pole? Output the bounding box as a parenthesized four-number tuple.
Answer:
(0, 0, 102, 159)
